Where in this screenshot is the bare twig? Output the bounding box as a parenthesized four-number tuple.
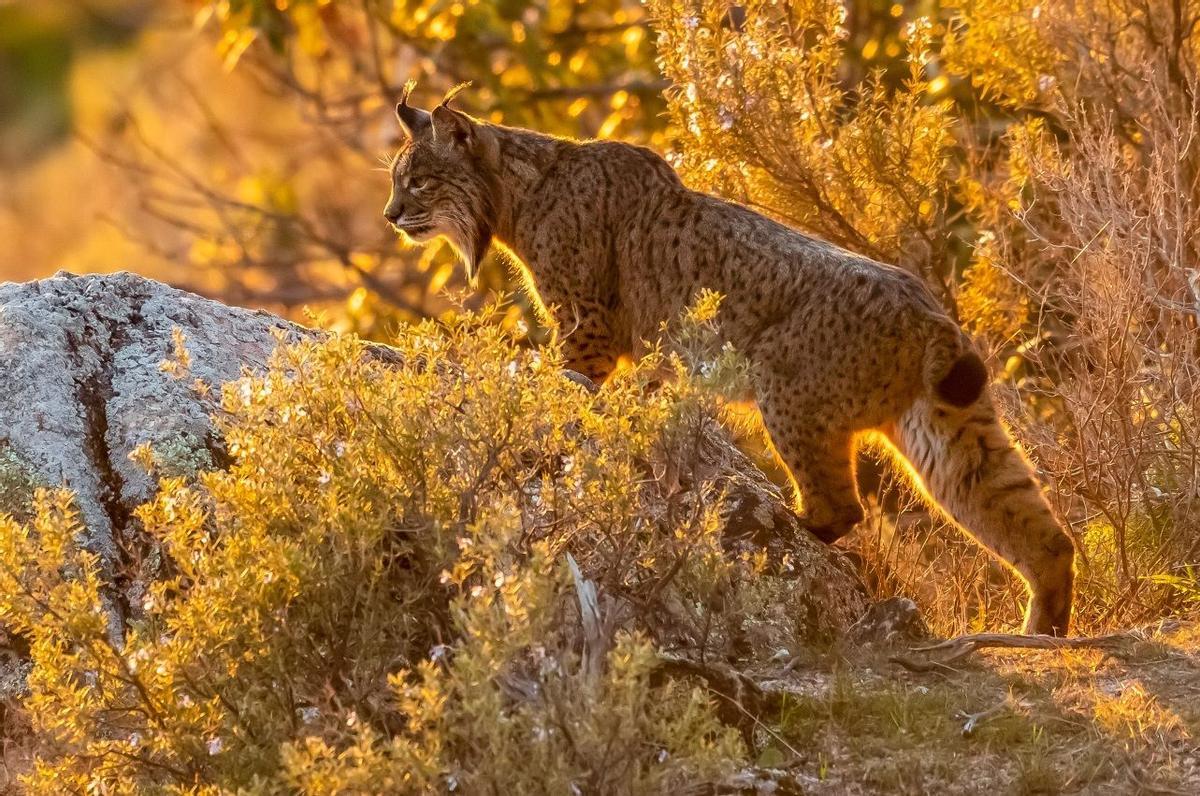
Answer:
(892, 630, 1142, 671)
(956, 693, 1013, 736)
(887, 654, 966, 675)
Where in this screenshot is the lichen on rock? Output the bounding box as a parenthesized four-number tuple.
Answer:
(0, 442, 42, 521)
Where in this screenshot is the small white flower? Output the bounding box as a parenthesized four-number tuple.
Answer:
(207, 736, 223, 756)
(494, 572, 506, 588)
(318, 470, 331, 485)
(333, 440, 346, 458)
(506, 360, 519, 377)
(296, 706, 320, 724)
(682, 15, 699, 29)
(539, 654, 560, 676)
(346, 711, 359, 728)
(430, 644, 450, 663)
(657, 748, 669, 763)
(129, 732, 142, 748)
(126, 648, 150, 674)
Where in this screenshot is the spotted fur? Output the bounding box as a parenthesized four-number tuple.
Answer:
(383, 90, 1076, 635)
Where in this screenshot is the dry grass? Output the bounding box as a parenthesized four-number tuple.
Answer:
(754, 622, 1200, 794)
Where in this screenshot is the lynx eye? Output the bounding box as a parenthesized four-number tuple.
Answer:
(409, 176, 433, 193)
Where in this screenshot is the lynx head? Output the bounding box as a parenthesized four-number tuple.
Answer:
(383, 82, 500, 281)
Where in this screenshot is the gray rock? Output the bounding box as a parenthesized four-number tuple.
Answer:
(0, 272, 304, 586)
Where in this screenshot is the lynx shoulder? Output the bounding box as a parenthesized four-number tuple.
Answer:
(383, 87, 1075, 635)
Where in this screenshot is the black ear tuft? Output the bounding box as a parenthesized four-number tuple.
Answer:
(399, 79, 417, 105)
(440, 81, 471, 107)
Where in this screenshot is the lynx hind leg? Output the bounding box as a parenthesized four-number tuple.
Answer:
(761, 408, 865, 543)
(889, 397, 1076, 635)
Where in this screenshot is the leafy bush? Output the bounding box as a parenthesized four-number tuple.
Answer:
(0, 307, 757, 793)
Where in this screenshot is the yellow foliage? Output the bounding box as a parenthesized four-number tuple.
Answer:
(650, 0, 956, 292)
(958, 234, 1030, 346)
(942, 0, 1060, 107)
(0, 308, 750, 792)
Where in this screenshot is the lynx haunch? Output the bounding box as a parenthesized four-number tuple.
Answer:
(383, 85, 1076, 635)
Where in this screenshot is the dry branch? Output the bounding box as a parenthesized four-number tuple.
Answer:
(890, 629, 1144, 671)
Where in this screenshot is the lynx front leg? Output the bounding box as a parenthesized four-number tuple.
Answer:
(759, 388, 865, 542)
(779, 431, 866, 543)
(555, 300, 620, 383)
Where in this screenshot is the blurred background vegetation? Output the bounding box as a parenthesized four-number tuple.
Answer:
(0, 0, 669, 333)
(1, 0, 931, 334)
(2, 0, 1198, 636)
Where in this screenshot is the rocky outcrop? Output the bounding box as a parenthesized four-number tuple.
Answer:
(0, 273, 304, 593)
(0, 271, 866, 635)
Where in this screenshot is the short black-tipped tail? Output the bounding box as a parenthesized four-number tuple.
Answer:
(923, 318, 988, 408)
(934, 351, 988, 407)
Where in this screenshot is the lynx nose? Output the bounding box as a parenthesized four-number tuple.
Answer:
(384, 201, 407, 225)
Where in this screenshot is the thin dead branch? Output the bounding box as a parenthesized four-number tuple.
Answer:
(891, 630, 1142, 671)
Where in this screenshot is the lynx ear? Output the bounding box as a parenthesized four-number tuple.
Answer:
(395, 80, 431, 139)
(431, 82, 475, 147)
(431, 105, 474, 146)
